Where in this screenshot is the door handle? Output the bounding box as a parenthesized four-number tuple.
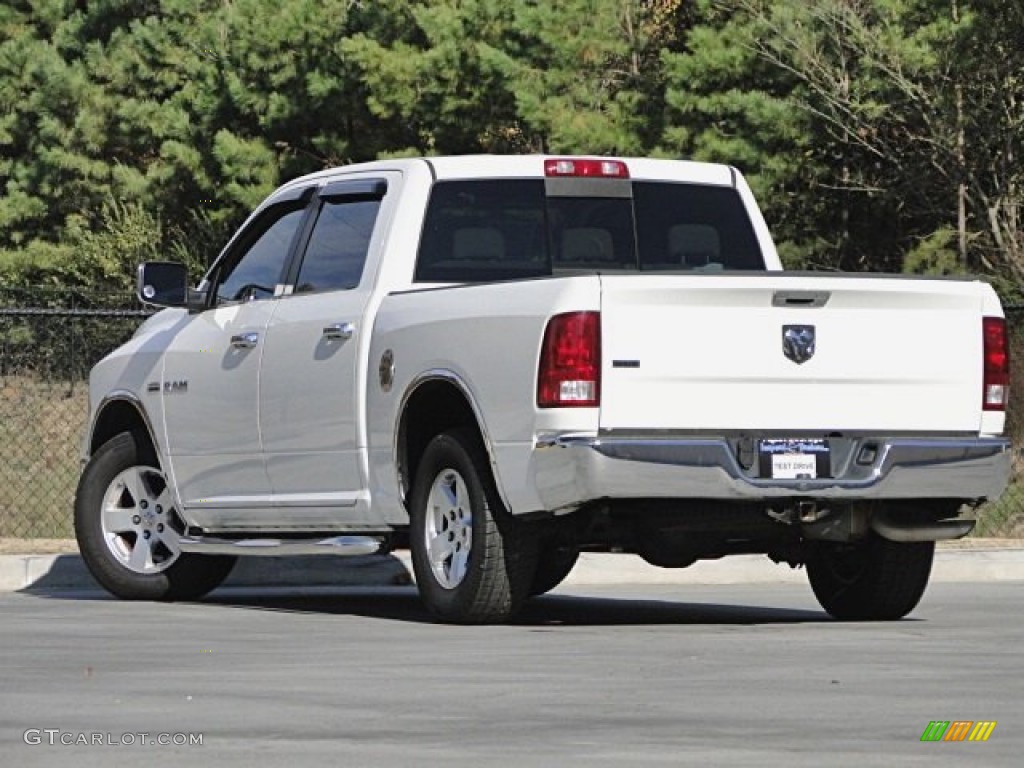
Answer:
(230, 332, 259, 349)
(322, 322, 355, 341)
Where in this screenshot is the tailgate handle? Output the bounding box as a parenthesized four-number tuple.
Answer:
(772, 291, 830, 308)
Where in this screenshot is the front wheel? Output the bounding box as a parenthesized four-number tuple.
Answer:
(74, 432, 236, 600)
(409, 429, 537, 624)
(807, 534, 935, 620)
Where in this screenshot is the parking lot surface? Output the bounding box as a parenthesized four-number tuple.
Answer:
(1, 581, 1021, 767)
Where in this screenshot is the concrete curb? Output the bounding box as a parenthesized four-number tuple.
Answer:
(2, 544, 1024, 593)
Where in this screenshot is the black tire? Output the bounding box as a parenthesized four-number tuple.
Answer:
(74, 432, 236, 601)
(530, 540, 580, 596)
(409, 429, 537, 624)
(807, 534, 935, 621)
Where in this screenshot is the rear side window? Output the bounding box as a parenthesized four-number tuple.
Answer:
(414, 179, 764, 282)
(294, 198, 381, 293)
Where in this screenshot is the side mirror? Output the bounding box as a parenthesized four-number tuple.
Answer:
(137, 261, 190, 308)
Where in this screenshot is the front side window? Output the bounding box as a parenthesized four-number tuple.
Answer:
(293, 198, 381, 294)
(214, 205, 307, 305)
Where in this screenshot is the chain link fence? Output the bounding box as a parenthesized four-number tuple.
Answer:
(0, 287, 1021, 539)
(1, 287, 151, 538)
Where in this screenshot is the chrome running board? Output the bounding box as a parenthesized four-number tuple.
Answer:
(179, 535, 382, 557)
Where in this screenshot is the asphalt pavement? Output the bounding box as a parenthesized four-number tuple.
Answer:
(0, 581, 1021, 767)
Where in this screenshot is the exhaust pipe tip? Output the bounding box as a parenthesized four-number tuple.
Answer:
(870, 514, 975, 543)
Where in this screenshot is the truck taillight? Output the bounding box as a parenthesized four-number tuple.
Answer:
(537, 312, 601, 408)
(983, 316, 1009, 411)
(544, 158, 629, 178)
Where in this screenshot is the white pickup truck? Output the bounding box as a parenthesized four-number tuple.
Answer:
(74, 155, 1012, 623)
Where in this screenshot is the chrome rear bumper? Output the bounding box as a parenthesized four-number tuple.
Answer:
(531, 435, 1012, 511)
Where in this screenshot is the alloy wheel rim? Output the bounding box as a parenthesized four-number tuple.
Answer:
(100, 466, 182, 574)
(424, 469, 473, 589)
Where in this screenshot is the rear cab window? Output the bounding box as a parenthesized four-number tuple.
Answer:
(414, 178, 764, 283)
(415, 181, 549, 283)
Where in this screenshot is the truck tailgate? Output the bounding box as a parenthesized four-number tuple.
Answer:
(598, 274, 987, 433)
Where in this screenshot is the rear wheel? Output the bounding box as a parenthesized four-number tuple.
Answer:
(409, 429, 537, 624)
(74, 432, 236, 600)
(530, 540, 580, 596)
(807, 534, 935, 620)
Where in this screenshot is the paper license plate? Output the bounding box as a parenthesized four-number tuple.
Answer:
(758, 439, 830, 479)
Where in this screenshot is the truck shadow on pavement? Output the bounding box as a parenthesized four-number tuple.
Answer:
(195, 587, 835, 626)
(18, 553, 855, 624)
